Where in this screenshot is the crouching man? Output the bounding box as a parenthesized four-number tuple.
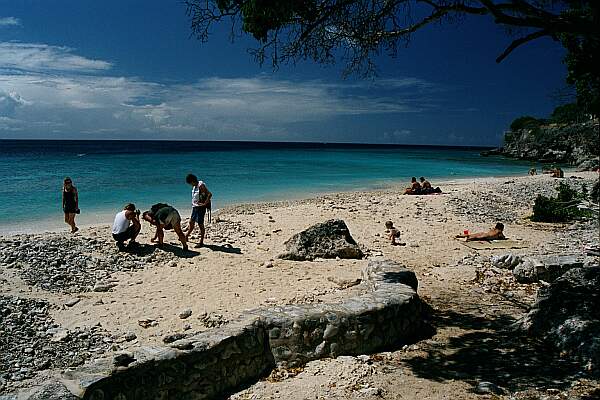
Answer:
(112, 203, 141, 249)
(142, 203, 188, 251)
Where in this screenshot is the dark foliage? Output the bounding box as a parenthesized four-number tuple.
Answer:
(531, 182, 592, 222)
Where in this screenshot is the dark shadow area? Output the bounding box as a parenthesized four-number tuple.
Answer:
(158, 243, 200, 258)
(403, 307, 585, 393)
(381, 271, 418, 291)
(202, 243, 242, 254)
(119, 243, 156, 256)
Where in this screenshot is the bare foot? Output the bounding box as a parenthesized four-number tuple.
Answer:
(71, 227, 79, 234)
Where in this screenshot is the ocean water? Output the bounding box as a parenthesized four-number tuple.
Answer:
(0, 140, 535, 233)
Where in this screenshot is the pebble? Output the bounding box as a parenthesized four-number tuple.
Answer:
(0, 295, 111, 392)
(64, 298, 81, 307)
(178, 308, 193, 319)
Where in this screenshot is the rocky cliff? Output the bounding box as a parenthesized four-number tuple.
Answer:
(486, 119, 599, 169)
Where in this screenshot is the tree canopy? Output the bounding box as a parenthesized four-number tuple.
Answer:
(186, 0, 599, 116)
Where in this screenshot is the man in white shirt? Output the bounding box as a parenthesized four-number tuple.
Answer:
(112, 203, 141, 248)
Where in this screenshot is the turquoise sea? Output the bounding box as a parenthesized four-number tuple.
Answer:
(0, 140, 536, 234)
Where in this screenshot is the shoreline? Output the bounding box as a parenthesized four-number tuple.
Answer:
(0, 170, 548, 236)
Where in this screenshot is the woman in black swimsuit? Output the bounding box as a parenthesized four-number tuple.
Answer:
(62, 177, 79, 233)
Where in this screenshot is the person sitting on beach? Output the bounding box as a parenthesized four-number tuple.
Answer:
(62, 177, 79, 233)
(420, 177, 432, 191)
(185, 174, 212, 247)
(111, 203, 141, 249)
(404, 177, 421, 195)
(385, 221, 405, 246)
(456, 223, 506, 242)
(528, 167, 537, 176)
(142, 203, 188, 251)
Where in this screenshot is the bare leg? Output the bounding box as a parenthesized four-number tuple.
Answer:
(198, 224, 205, 246)
(156, 227, 164, 247)
(174, 222, 188, 250)
(185, 219, 196, 240)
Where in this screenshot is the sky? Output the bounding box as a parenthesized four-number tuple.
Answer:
(0, 0, 569, 146)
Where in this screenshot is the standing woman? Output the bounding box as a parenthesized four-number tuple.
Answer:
(62, 177, 79, 233)
(185, 174, 212, 247)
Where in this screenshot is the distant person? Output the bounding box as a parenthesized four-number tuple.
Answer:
(112, 203, 141, 249)
(404, 177, 421, 195)
(456, 223, 506, 242)
(551, 167, 564, 178)
(419, 177, 443, 194)
(62, 177, 79, 233)
(528, 167, 537, 176)
(143, 203, 188, 251)
(385, 221, 405, 246)
(185, 174, 212, 247)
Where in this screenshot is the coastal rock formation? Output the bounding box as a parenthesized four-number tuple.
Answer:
(279, 219, 364, 261)
(483, 119, 599, 169)
(512, 254, 584, 283)
(516, 266, 600, 376)
(20, 260, 428, 400)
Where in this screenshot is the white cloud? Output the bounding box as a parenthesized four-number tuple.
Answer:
(0, 17, 21, 27)
(0, 42, 112, 73)
(0, 41, 442, 139)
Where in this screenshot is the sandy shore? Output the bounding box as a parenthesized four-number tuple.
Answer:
(1, 172, 599, 398)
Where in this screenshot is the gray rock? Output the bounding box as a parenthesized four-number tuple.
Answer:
(123, 332, 137, 342)
(474, 381, 503, 395)
(27, 381, 79, 400)
(513, 255, 583, 283)
(516, 266, 600, 376)
(278, 219, 363, 261)
(113, 351, 135, 367)
(64, 298, 80, 307)
(163, 333, 187, 344)
(178, 308, 193, 319)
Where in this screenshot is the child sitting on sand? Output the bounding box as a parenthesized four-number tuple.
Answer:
(385, 221, 405, 246)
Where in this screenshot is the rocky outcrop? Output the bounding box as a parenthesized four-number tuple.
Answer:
(512, 254, 584, 283)
(279, 219, 364, 261)
(484, 119, 599, 169)
(516, 266, 600, 376)
(17, 260, 429, 400)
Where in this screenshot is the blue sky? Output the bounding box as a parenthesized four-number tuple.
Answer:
(0, 0, 568, 145)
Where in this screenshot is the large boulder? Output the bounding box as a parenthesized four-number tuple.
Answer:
(512, 254, 583, 283)
(515, 266, 600, 375)
(278, 219, 364, 261)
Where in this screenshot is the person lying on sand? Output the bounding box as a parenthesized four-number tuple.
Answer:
(142, 203, 188, 251)
(456, 223, 506, 242)
(385, 221, 406, 246)
(404, 177, 421, 195)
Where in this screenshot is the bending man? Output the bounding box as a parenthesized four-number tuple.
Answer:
(143, 203, 188, 251)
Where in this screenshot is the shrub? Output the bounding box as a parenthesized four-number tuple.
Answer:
(531, 182, 592, 222)
(509, 116, 545, 131)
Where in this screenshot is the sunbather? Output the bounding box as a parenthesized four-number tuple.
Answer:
(404, 177, 421, 195)
(456, 223, 506, 242)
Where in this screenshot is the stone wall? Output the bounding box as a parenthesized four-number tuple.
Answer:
(23, 260, 430, 400)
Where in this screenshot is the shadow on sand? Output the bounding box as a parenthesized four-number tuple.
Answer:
(200, 243, 242, 254)
(120, 243, 200, 258)
(403, 306, 586, 394)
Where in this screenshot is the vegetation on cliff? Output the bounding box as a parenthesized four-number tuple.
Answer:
(503, 103, 598, 166)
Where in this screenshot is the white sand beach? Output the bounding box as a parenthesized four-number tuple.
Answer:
(1, 171, 599, 398)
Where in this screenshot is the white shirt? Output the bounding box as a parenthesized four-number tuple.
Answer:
(191, 181, 205, 207)
(112, 210, 130, 234)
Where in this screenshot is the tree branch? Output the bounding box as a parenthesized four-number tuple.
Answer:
(496, 28, 551, 63)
